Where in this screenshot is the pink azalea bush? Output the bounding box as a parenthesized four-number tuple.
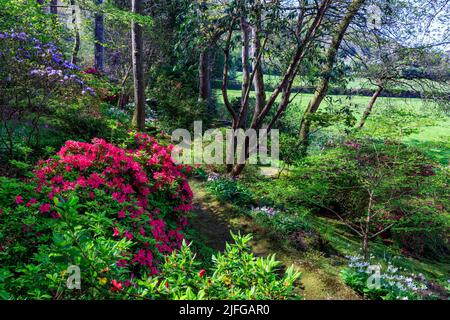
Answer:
(28, 133, 192, 275)
(0, 136, 303, 300)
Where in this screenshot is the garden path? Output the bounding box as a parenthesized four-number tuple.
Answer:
(188, 180, 360, 300)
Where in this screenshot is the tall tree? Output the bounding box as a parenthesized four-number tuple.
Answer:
(220, 0, 334, 176)
(70, 0, 81, 65)
(198, 0, 212, 106)
(50, 0, 58, 15)
(350, 0, 450, 129)
(94, 0, 105, 71)
(131, 0, 146, 130)
(250, 0, 266, 126)
(298, 0, 366, 154)
(198, 49, 212, 105)
(194, 0, 230, 114)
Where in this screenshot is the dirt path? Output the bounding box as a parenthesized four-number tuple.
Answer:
(188, 180, 360, 300)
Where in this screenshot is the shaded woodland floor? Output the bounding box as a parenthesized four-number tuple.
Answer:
(187, 180, 360, 300)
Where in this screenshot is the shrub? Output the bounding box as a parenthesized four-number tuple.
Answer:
(128, 233, 302, 300)
(0, 1, 62, 42)
(341, 255, 438, 300)
(147, 71, 209, 132)
(0, 196, 133, 299)
(1, 134, 193, 280)
(206, 178, 254, 206)
(254, 139, 449, 260)
(392, 203, 449, 259)
(1, 194, 301, 299)
(0, 31, 95, 164)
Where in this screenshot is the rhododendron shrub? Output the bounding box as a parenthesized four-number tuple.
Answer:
(0, 31, 94, 96)
(29, 133, 192, 275)
(0, 31, 97, 162)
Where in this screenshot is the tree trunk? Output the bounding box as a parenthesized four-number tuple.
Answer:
(50, 0, 57, 15)
(363, 233, 369, 260)
(198, 48, 212, 104)
(251, 0, 332, 130)
(357, 85, 384, 129)
(232, 163, 246, 177)
(363, 191, 374, 260)
(223, 0, 333, 176)
(251, 0, 266, 125)
(239, 16, 251, 129)
(70, 0, 81, 65)
(118, 66, 132, 109)
(131, 0, 146, 131)
(94, 0, 105, 72)
(299, 0, 366, 154)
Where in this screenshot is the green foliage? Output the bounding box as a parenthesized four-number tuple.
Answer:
(0, 30, 104, 169)
(0, 145, 301, 300)
(0, 0, 63, 42)
(191, 166, 209, 181)
(340, 255, 436, 300)
(52, 103, 111, 141)
(249, 207, 311, 238)
(130, 233, 301, 300)
(252, 139, 449, 260)
(0, 189, 126, 299)
(0, 196, 132, 299)
(392, 201, 449, 260)
(206, 178, 254, 206)
(0, 177, 29, 207)
(147, 70, 210, 132)
(0, 193, 301, 300)
(92, 0, 153, 28)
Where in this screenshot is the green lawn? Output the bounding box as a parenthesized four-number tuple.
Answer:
(216, 88, 431, 112)
(231, 72, 447, 93)
(214, 89, 450, 165)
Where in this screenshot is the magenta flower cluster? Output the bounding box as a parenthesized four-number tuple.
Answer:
(17, 133, 193, 276)
(0, 30, 94, 95)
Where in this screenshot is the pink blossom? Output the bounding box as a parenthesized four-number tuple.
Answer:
(118, 210, 126, 219)
(15, 195, 23, 204)
(39, 203, 51, 213)
(124, 230, 134, 241)
(26, 198, 37, 207)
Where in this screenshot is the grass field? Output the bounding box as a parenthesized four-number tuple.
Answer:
(231, 72, 448, 92)
(230, 72, 377, 90)
(216, 88, 437, 114)
(214, 89, 450, 165)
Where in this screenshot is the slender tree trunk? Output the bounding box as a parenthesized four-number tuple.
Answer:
(363, 191, 374, 260)
(70, 0, 81, 65)
(299, 0, 366, 154)
(131, 0, 146, 131)
(224, 0, 333, 177)
(363, 233, 369, 260)
(357, 85, 384, 129)
(251, 0, 332, 130)
(118, 66, 132, 109)
(94, 0, 105, 71)
(251, 0, 266, 125)
(50, 0, 58, 15)
(198, 48, 212, 104)
(239, 16, 251, 129)
(230, 17, 252, 175)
